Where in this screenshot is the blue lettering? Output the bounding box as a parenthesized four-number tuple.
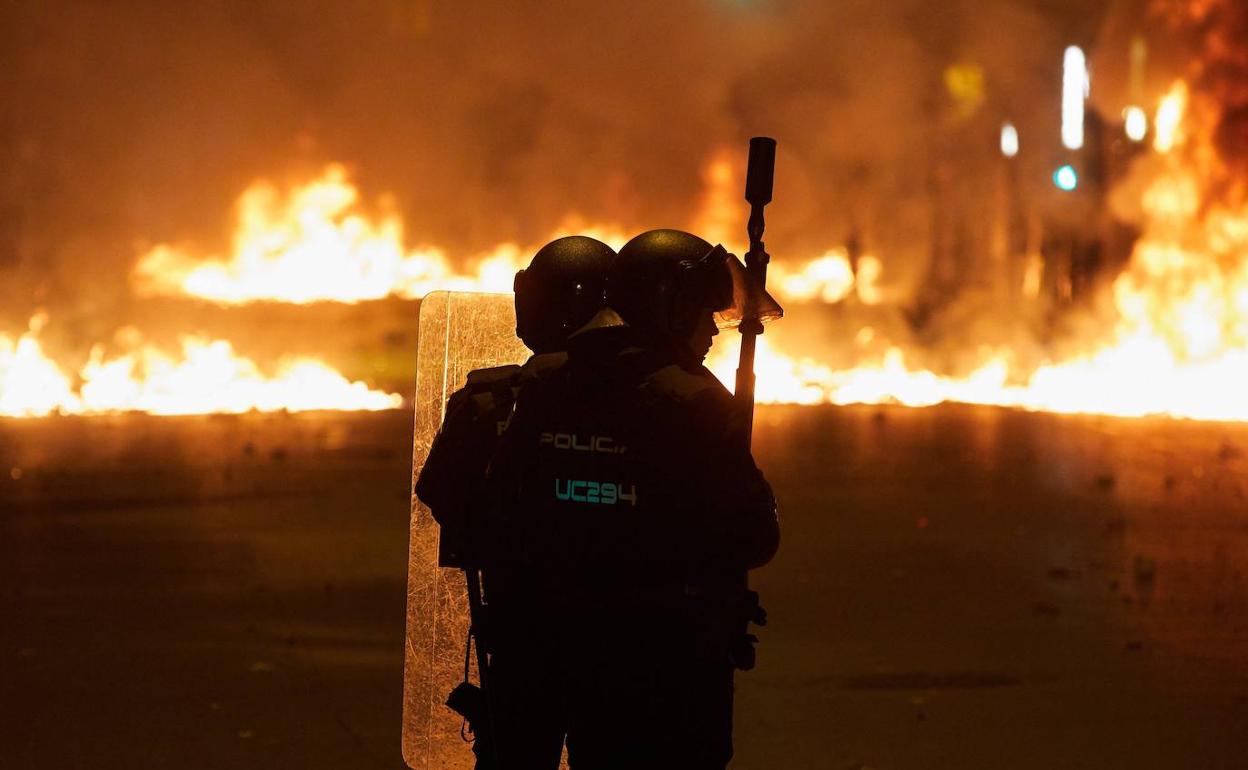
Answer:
(553, 479, 638, 506)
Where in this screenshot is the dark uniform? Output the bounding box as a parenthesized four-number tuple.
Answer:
(483, 318, 779, 769)
(416, 355, 562, 569)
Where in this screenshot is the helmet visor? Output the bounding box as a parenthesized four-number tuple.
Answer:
(704, 247, 784, 329)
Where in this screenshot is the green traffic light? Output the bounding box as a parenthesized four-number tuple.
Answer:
(1054, 165, 1078, 191)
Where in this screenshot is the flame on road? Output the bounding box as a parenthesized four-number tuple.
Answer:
(134, 162, 860, 309)
(0, 319, 399, 417)
(0, 317, 80, 417)
(708, 334, 1248, 422)
(134, 164, 628, 305)
(708, 80, 1248, 422)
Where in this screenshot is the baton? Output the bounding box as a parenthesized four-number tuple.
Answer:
(735, 136, 776, 445)
(463, 514, 502, 764)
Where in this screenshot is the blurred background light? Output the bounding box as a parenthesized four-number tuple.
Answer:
(1000, 122, 1020, 158)
(1124, 105, 1148, 141)
(1062, 45, 1089, 150)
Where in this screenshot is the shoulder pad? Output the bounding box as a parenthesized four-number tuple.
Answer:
(464, 364, 522, 393)
(519, 352, 568, 382)
(645, 363, 731, 403)
(443, 365, 522, 426)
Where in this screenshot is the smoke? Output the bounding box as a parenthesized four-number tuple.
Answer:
(0, 0, 1111, 341)
(1154, 0, 1248, 179)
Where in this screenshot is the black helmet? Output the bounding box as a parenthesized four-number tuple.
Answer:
(609, 229, 782, 340)
(514, 235, 616, 353)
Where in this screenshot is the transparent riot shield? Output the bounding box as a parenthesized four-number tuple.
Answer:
(402, 291, 528, 769)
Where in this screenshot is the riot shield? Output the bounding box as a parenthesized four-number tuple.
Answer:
(402, 291, 527, 769)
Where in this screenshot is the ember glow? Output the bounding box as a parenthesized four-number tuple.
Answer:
(0, 318, 400, 417)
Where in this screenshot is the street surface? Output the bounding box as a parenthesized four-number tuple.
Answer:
(2, 406, 1247, 768)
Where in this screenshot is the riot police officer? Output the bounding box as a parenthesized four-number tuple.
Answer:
(414, 234, 617, 767)
(483, 228, 780, 769)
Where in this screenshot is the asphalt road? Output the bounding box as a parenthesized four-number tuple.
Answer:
(3, 405, 1247, 768)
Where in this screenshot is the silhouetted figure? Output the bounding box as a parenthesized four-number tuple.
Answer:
(415, 235, 617, 767)
(482, 229, 779, 769)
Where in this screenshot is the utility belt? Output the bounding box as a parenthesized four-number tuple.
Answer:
(482, 578, 768, 671)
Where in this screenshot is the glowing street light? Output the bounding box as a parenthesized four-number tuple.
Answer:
(1000, 122, 1020, 158)
(1123, 105, 1148, 142)
(1053, 164, 1079, 191)
(1062, 45, 1089, 150)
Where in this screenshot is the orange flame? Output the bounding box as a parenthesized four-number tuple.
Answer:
(1154, 81, 1188, 153)
(134, 160, 863, 309)
(707, 82, 1248, 421)
(0, 318, 399, 417)
(11, 79, 1242, 420)
(0, 316, 80, 417)
(134, 164, 629, 305)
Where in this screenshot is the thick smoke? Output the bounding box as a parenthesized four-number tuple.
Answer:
(1156, 0, 1248, 180)
(0, 0, 1109, 345)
